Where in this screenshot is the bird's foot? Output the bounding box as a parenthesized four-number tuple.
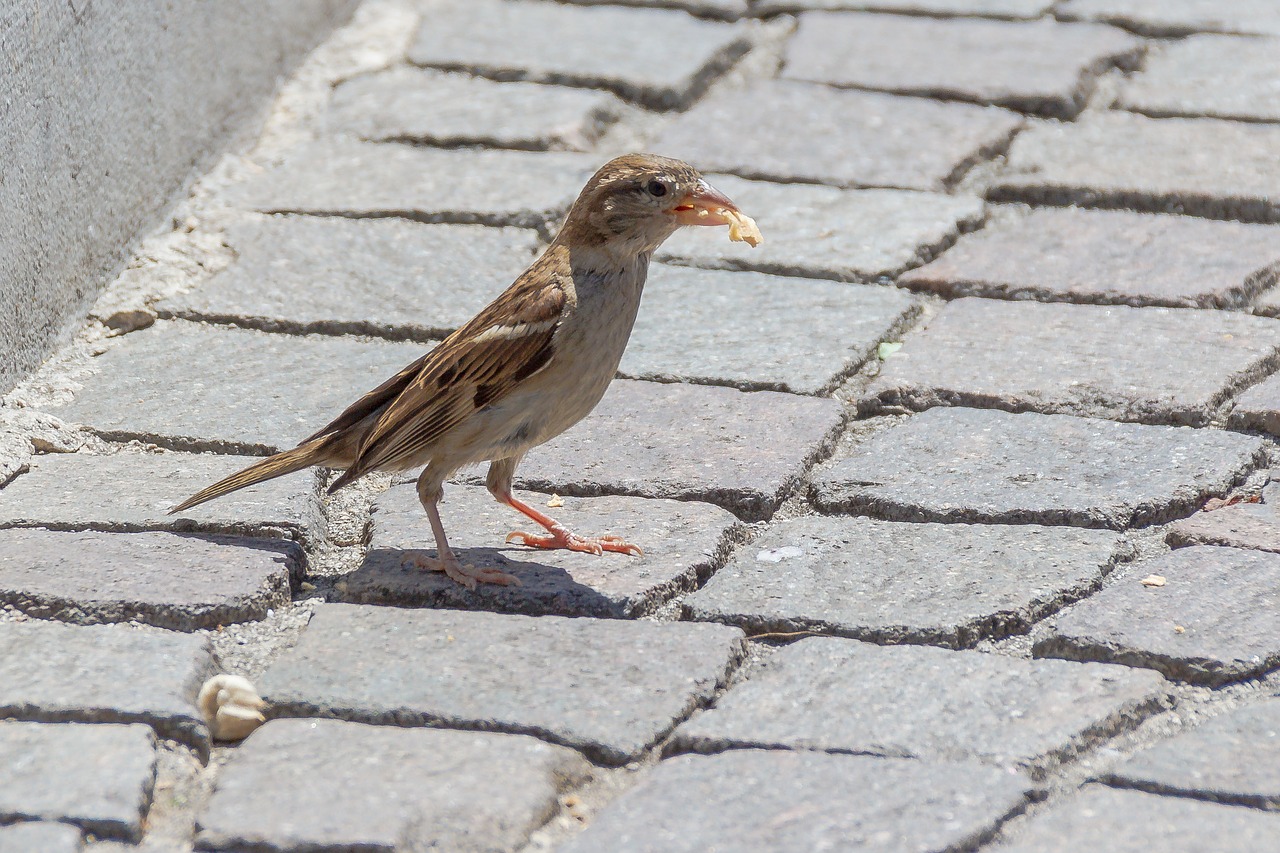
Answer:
(505, 525, 643, 557)
(408, 552, 521, 590)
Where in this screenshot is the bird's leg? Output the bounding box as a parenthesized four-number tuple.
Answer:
(412, 472, 520, 589)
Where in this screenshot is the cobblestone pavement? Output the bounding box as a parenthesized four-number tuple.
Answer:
(5, 0, 1280, 850)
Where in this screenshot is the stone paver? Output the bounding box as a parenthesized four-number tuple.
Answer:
(862, 299, 1280, 426)
(225, 140, 599, 230)
(990, 112, 1280, 223)
(658, 175, 985, 282)
(329, 67, 623, 151)
(340, 484, 742, 618)
(0, 529, 298, 631)
(1167, 477, 1280, 554)
(684, 516, 1120, 647)
(812, 407, 1265, 529)
(625, 266, 918, 394)
(408, 0, 749, 110)
(561, 750, 1033, 853)
(1254, 287, 1280, 317)
(1058, 0, 1280, 37)
(656, 81, 1021, 192)
(995, 785, 1280, 851)
(259, 604, 744, 764)
(757, 0, 1052, 16)
(1229, 374, 1280, 436)
(1034, 546, 1280, 686)
(0, 619, 214, 752)
(1116, 35, 1280, 123)
(898, 207, 1280, 309)
(196, 718, 588, 853)
(784, 15, 1138, 118)
(549, 0, 748, 22)
(673, 639, 1168, 767)
(0, 822, 83, 853)
(158, 217, 538, 340)
(0, 722, 155, 842)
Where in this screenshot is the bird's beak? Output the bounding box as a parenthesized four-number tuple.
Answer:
(672, 179, 741, 227)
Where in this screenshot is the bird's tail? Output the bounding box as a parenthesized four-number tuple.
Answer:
(169, 438, 330, 513)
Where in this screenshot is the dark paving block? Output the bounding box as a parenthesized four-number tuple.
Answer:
(1034, 546, 1280, 686)
(561, 750, 1033, 853)
(0, 619, 214, 753)
(673, 639, 1168, 767)
(812, 408, 1265, 529)
(784, 14, 1139, 118)
(1116, 34, 1280, 123)
(655, 81, 1021, 192)
(1167, 475, 1280, 554)
(560, 0, 747, 20)
(684, 516, 1121, 647)
(407, 0, 749, 110)
(158, 217, 539, 340)
(990, 112, 1280, 223)
(259, 604, 744, 764)
(196, 718, 588, 853)
(0, 722, 155, 842)
(658, 175, 985, 282)
(625, 266, 918, 394)
(1229, 373, 1280, 436)
(339, 484, 742, 618)
(0, 822, 83, 853)
(329, 67, 623, 150)
(862, 298, 1280, 426)
(757, 0, 1052, 16)
(899, 207, 1280, 309)
(1058, 0, 1280, 37)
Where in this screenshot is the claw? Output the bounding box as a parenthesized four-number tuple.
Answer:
(407, 552, 521, 588)
(506, 526, 643, 557)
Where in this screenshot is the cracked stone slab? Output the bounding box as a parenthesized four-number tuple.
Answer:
(0, 529, 298, 631)
(1116, 34, 1280, 123)
(328, 67, 624, 150)
(862, 298, 1280, 426)
(673, 639, 1168, 768)
(756, 0, 1052, 16)
(158, 217, 539, 341)
(495, 379, 846, 521)
(624, 265, 918, 394)
(53, 321, 427, 454)
(407, 0, 749, 110)
(812, 408, 1265, 529)
(196, 718, 588, 853)
(996, 785, 1280, 851)
(0, 451, 321, 544)
(1057, 0, 1280, 37)
(657, 81, 1021, 191)
(1033, 546, 1280, 686)
(225, 139, 599, 229)
(339, 484, 742, 618)
(1229, 373, 1280, 436)
(561, 750, 1033, 853)
(684, 516, 1121, 647)
(0, 722, 155, 842)
(259, 604, 743, 765)
(784, 15, 1139, 118)
(898, 207, 1280, 308)
(0, 619, 214, 753)
(990, 112, 1280, 223)
(658, 175, 985, 282)
(0, 822, 83, 853)
(559, 0, 748, 21)
(1168, 477, 1280, 554)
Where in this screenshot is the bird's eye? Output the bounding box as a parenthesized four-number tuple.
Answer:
(645, 179, 667, 197)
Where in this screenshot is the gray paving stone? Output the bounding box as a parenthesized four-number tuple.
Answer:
(561, 750, 1033, 853)
(862, 298, 1280, 426)
(196, 718, 588, 853)
(500, 379, 846, 521)
(812, 408, 1265, 529)
(556, 0, 748, 21)
(1167, 477, 1280, 554)
(995, 785, 1280, 852)
(898, 207, 1280, 309)
(0, 619, 214, 753)
(655, 81, 1021, 192)
(1229, 373, 1280, 436)
(624, 266, 919, 394)
(225, 140, 599, 230)
(407, 0, 749, 110)
(53, 321, 427, 454)
(258, 604, 744, 764)
(658, 175, 986, 282)
(784, 15, 1139, 118)
(990, 112, 1280, 223)
(673, 639, 1168, 767)
(340, 484, 742, 618)
(0, 822, 83, 853)
(684, 516, 1121, 647)
(1034, 546, 1280, 686)
(158, 217, 539, 341)
(328, 67, 623, 151)
(1254, 286, 1280, 317)
(0, 722, 155, 842)
(1058, 0, 1280, 37)
(1116, 35, 1280, 123)
(756, 0, 1052, 17)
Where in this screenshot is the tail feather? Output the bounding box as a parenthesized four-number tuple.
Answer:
(169, 439, 329, 514)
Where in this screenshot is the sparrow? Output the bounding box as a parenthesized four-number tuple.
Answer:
(172, 153, 760, 588)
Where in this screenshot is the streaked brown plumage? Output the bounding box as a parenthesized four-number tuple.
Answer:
(172, 154, 755, 587)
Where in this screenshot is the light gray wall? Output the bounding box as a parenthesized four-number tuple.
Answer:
(0, 0, 357, 394)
